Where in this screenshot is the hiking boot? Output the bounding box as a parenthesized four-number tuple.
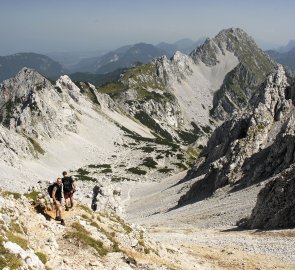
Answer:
(65, 206, 69, 211)
(60, 219, 65, 226)
(55, 216, 62, 221)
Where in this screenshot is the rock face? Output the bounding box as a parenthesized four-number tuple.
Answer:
(0, 125, 35, 165)
(191, 28, 275, 121)
(243, 167, 295, 229)
(0, 68, 78, 139)
(153, 28, 275, 129)
(94, 28, 275, 146)
(178, 65, 295, 205)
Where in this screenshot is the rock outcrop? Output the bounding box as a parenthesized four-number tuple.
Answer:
(178, 65, 295, 205)
(241, 166, 295, 229)
(0, 68, 78, 139)
(191, 28, 275, 121)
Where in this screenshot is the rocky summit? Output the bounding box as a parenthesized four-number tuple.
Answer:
(1, 27, 295, 269)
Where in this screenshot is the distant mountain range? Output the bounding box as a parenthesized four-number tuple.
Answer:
(156, 38, 205, 56)
(266, 47, 295, 70)
(0, 53, 64, 82)
(69, 38, 206, 74)
(277, 40, 295, 53)
(0, 38, 206, 83)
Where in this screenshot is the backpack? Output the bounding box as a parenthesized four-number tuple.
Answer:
(48, 183, 55, 198)
(63, 176, 73, 192)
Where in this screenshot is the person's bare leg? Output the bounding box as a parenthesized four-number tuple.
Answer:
(55, 201, 62, 220)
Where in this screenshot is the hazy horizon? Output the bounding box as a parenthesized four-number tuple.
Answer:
(1, 0, 294, 56)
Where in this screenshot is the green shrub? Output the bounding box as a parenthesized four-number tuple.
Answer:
(2, 191, 21, 200)
(7, 232, 28, 250)
(77, 168, 90, 175)
(127, 167, 147, 175)
(100, 168, 112, 173)
(0, 237, 22, 269)
(66, 222, 108, 256)
(10, 221, 23, 234)
(141, 157, 158, 168)
(88, 164, 111, 169)
(111, 176, 133, 182)
(140, 146, 154, 153)
(74, 174, 96, 181)
(35, 251, 47, 264)
(78, 204, 92, 214)
(134, 111, 173, 141)
(158, 168, 173, 173)
(28, 137, 45, 155)
(24, 191, 39, 201)
(172, 163, 188, 170)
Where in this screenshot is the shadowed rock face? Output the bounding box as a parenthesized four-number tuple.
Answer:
(178, 65, 295, 206)
(243, 167, 295, 229)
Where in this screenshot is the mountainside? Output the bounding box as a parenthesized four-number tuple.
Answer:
(0, 53, 64, 82)
(46, 50, 107, 69)
(190, 28, 275, 121)
(178, 65, 295, 219)
(267, 47, 295, 70)
(0, 67, 198, 192)
(69, 68, 127, 87)
(96, 43, 167, 74)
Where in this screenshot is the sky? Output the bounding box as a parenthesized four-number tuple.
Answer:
(0, 0, 295, 55)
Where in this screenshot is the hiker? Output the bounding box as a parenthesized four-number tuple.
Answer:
(62, 171, 76, 211)
(91, 185, 102, 211)
(52, 178, 64, 225)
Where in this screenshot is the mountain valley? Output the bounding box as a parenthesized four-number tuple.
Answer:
(1, 27, 295, 269)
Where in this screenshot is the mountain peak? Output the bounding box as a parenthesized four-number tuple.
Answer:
(215, 27, 256, 45)
(4, 67, 52, 91)
(190, 27, 273, 69)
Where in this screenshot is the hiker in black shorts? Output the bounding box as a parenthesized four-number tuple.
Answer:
(52, 178, 64, 225)
(62, 171, 76, 211)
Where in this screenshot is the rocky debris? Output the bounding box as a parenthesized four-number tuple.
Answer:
(0, 189, 177, 270)
(3, 241, 44, 270)
(241, 166, 295, 229)
(178, 65, 295, 205)
(0, 125, 35, 165)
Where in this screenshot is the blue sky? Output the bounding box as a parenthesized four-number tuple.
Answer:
(0, 0, 294, 55)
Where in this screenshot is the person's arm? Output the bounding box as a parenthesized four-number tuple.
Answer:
(71, 177, 76, 192)
(52, 186, 57, 202)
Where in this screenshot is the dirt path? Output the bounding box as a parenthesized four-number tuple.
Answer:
(122, 172, 295, 269)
